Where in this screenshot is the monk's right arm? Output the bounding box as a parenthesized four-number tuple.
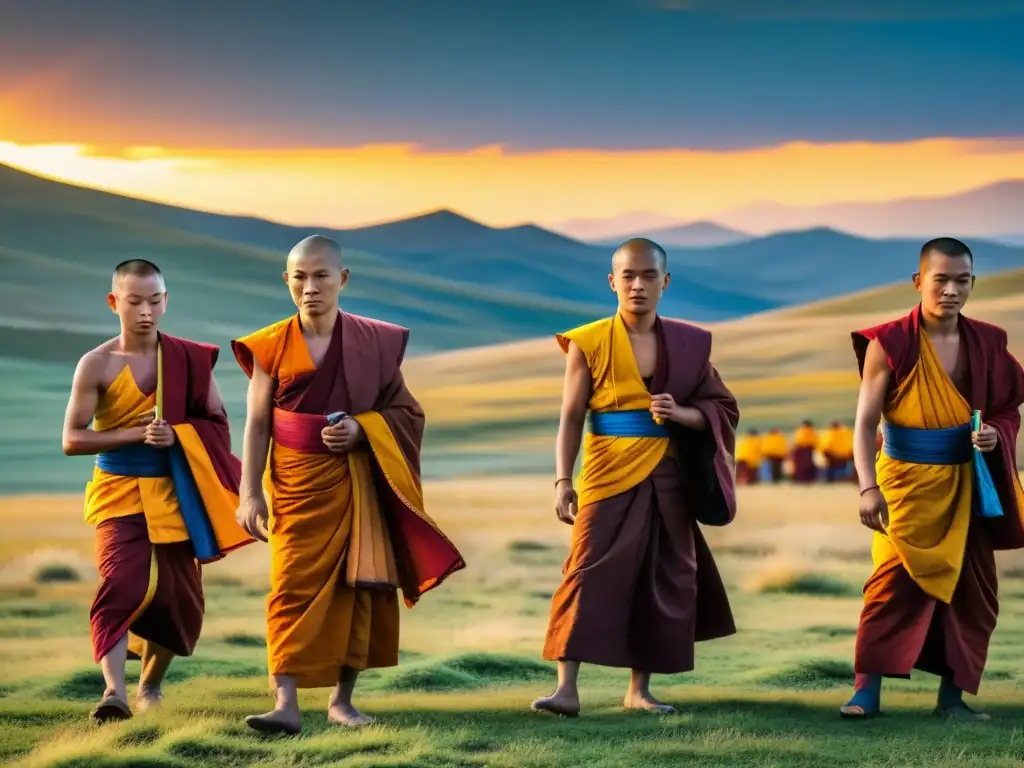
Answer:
(62, 353, 146, 455)
(555, 342, 591, 481)
(239, 358, 274, 502)
(853, 338, 890, 490)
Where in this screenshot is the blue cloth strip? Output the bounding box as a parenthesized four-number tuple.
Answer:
(882, 422, 973, 465)
(589, 409, 669, 438)
(881, 417, 1003, 519)
(97, 442, 220, 559)
(167, 443, 219, 560)
(971, 410, 1004, 519)
(96, 443, 171, 477)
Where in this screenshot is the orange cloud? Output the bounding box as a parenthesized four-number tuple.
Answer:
(2, 137, 1024, 229)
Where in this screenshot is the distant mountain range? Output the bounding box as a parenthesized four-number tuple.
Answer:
(715, 180, 1024, 239)
(1, 163, 1022, 364)
(595, 220, 751, 248)
(557, 179, 1024, 243)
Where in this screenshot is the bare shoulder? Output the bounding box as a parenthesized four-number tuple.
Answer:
(75, 339, 119, 389)
(862, 338, 891, 375)
(564, 339, 587, 366)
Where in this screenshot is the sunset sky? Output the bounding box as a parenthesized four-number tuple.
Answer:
(3, 0, 1023, 231)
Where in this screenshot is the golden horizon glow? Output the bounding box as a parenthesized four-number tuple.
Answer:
(2, 137, 1024, 231)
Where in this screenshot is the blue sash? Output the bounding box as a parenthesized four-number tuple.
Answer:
(96, 443, 171, 476)
(881, 413, 1003, 519)
(96, 443, 220, 559)
(589, 409, 670, 438)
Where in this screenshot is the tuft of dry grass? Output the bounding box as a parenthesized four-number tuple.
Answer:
(32, 565, 81, 584)
(744, 559, 859, 598)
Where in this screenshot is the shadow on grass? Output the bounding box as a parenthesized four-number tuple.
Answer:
(50, 659, 266, 701)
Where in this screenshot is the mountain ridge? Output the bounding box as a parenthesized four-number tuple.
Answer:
(2, 163, 1022, 358)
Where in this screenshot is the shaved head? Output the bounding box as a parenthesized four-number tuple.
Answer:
(107, 258, 167, 333)
(112, 258, 163, 290)
(919, 237, 973, 271)
(283, 235, 348, 317)
(612, 238, 668, 273)
(914, 236, 975, 319)
(287, 235, 343, 268)
(608, 237, 670, 316)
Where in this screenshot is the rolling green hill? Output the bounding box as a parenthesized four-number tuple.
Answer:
(777, 268, 1024, 319)
(0, 164, 775, 341)
(2, 165, 1022, 493)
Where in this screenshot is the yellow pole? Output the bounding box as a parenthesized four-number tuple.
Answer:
(155, 339, 164, 421)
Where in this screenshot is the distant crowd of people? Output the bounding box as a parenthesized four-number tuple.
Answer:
(733, 420, 880, 485)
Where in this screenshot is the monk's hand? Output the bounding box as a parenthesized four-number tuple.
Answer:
(132, 410, 157, 428)
(143, 420, 175, 448)
(555, 480, 578, 525)
(650, 393, 680, 423)
(322, 417, 362, 453)
(859, 488, 889, 533)
(236, 496, 269, 543)
(973, 424, 998, 453)
(652, 393, 704, 429)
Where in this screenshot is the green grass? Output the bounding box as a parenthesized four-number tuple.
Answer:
(6, 511, 1024, 767)
(755, 573, 860, 598)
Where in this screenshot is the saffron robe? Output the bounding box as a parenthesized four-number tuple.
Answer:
(850, 306, 1024, 694)
(735, 434, 763, 485)
(87, 334, 249, 662)
(542, 314, 738, 674)
(762, 431, 788, 483)
(820, 426, 854, 482)
(790, 425, 818, 483)
(232, 311, 465, 688)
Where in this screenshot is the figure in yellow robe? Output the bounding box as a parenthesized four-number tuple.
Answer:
(735, 429, 763, 484)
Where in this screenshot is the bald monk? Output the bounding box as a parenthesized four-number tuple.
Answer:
(530, 238, 739, 717)
(762, 427, 789, 483)
(841, 238, 1024, 720)
(62, 259, 252, 722)
(232, 235, 465, 734)
(790, 420, 819, 483)
(735, 429, 762, 485)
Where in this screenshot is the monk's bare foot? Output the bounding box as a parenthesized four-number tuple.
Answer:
(91, 690, 132, 723)
(245, 708, 301, 735)
(839, 704, 876, 718)
(530, 692, 580, 718)
(623, 691, 675, 714)
(327, 702, 375, 728)
(135, 684, 163, 713)
(934, 703, 991, 722)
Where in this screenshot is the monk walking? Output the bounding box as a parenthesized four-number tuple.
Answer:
(821, 421, 854, 483)
(530, 238, 739, 717)
(840, 238, 1024, 720)
(790, 420, 819, 483)
(735, 429, 763, 485)
(232, 235, 465, 734)
(761, 427, 788, 483)
(62, 260, 252, 722)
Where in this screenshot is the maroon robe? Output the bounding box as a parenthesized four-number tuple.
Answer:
(90, 335, 245, 663)
(849, 305, 1024, 693)
(791, 446, 817, 483)
(543, 318, 739, 674)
